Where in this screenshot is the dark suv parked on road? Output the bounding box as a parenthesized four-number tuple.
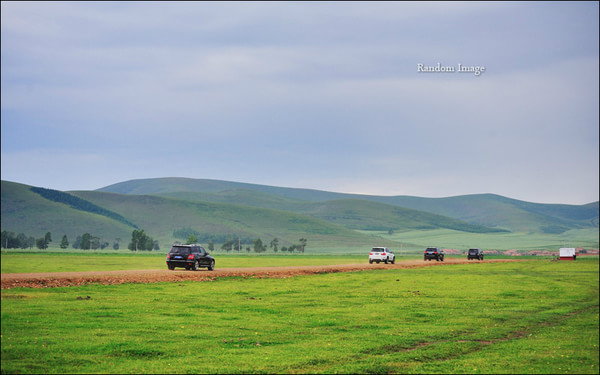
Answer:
(467, 248, 484, 260)
(166, 244, 215, 271)
(424, 247, 444, 261)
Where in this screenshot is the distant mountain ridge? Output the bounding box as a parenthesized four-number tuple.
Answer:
(2, 178, 598, 253)
(1, 180, 378, 250)
(98, 177, 599, 233)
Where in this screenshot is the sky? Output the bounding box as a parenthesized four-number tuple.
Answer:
(1, 2, 598, 204)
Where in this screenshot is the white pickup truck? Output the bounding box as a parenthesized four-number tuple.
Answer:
(369, 247, 395, 264)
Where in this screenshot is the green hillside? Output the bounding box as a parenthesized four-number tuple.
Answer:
(294, 199, 507, 233)
(2, 180, 394, 252)
(69, 190, 390, 251)
(99, 177, 598, 233)
(158, 189, 308, 213)
(153, 190, 505, 233)
(1, 181, 135, 245)
(3, 178, 598, 254)
(373, 194, 599, 233)
(98, 177, 348, 201)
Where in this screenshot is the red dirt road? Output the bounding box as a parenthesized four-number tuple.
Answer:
(1, 258, 522, 289)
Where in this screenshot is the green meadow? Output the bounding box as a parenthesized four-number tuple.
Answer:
(0, 252, 367, 274)
(2, 259, 598, 374)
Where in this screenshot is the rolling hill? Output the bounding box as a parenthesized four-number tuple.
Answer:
(70, 189, 377, 249)
(3, 178, 598, 253)
(99, 177, 599, 233)
(1, 181, 135, 246)
(1, 180, 395, 251)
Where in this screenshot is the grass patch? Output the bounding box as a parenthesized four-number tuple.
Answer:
(1, 260, 598, 373)
(0, 252, 368, 274)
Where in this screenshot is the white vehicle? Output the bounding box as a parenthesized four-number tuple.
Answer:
(369, 247, 395, 264)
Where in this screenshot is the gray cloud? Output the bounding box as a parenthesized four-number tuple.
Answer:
(1, 2, 598, 204)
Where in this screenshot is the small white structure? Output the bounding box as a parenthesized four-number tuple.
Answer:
(559, 247, 576, 260)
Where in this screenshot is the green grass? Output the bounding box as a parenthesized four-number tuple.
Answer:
(2, 260, 598, 374)
(0, 252, 370, 273)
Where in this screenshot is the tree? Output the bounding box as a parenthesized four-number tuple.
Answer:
(128, 229, 154, 251)
(269, 238, 279, 253)
(73, 235, 82, 249)
(2, 231, 35, 249)
(60, 235, 69, 249)
(299, 238, 307, 253)
(16, 233, 28, 249)
(208, 240, 214, 251)
(253, 238, 266, 253)
(186, 234, 197, 245)
(36, 237, 48, 250)
(1, 231, 14, 248)
(221, 240, 233, 252)
(44, 232, 52, 245)
(81, 233, 93, 250)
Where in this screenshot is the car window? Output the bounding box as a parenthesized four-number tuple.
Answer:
(170, 247, 190, 255)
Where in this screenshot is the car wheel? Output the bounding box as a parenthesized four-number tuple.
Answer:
(192, 260, 200, 271)
(384, 259, 388, 264)
(369, 259, 373, 264)
(168, 264, 175, 270)
(208, 260, 215, 271)
(441, 256, 444, 262)
(391, 258, 395, 264)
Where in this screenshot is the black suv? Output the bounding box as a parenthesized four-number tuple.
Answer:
(467, 248, 484, 260)
(166, 244, 215, 271)
(424, 247, 444, 261)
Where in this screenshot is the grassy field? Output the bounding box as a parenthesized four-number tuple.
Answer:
(0, 251, 373, 274)
(1, 259, 598, 374)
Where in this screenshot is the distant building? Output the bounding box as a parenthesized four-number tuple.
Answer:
(559, 248, 576, 260)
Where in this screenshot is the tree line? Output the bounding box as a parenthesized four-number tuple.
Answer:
(1, 229, 158, 251)
(173, 228, 254, 246)
(3, 229, 306, 253)
(1, 230, 114, 250)
(183, 236, 308, 253)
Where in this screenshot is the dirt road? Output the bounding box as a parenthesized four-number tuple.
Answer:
(1, 258, 521, 289)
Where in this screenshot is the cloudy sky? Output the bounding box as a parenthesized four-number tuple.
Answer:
(1, 2, 598, 204)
